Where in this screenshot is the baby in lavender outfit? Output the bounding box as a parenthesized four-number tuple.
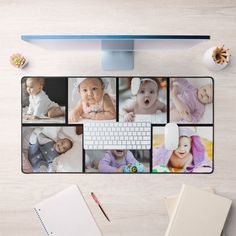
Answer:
(98, 150, 138, 173)
(170, 78, 213, 123)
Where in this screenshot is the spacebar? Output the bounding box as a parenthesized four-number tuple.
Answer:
(103, 145, 126, 149)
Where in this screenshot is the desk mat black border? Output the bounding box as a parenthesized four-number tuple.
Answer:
(21, 76, 214, 174)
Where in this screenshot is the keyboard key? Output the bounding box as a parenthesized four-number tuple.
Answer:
(104, 145, 126, 149)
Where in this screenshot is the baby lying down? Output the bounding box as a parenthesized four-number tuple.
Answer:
(28, 135, 73, 172)
(170, 78, 213, 123)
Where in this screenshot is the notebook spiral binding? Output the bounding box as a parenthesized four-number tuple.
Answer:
(34, 208, 50, 235)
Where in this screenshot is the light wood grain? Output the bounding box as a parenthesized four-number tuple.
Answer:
(1, 0, 236, 235)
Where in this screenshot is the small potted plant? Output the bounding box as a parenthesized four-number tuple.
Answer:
(203, 45, 230, 71)
(10, 53, 28, 68)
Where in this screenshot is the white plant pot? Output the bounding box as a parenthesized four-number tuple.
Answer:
(203, 47, 229, 71)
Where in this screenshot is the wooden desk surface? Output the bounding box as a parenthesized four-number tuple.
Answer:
(0, 0, 236, 235)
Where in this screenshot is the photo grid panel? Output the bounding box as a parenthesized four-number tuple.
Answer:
(21, 77, 83, 174)
(72, 77, 153, 173)
(152, 125, 213, 173)
(21, 77, 213, 174)
(152, 77, 214, 174)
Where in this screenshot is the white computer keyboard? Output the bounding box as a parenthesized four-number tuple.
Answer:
(83, 122, 151, 150)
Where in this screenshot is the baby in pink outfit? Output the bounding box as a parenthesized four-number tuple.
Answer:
(170, 78, 213, 123)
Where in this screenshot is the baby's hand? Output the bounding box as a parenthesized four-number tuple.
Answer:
(24, 114, 31, 120)
(81, 112, 97, 119)
(115, 168, 123, 173)
(69, 112, 80, 122)
(171, 83, 180, 97)
(124, 112, 135, 122)
(24, 114, 37, 120)
(170, 79, 176, 90)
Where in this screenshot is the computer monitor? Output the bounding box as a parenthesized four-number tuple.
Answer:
(21, 35, 210, 70)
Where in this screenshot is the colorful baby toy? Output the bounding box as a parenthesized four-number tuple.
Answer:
(152, 164, 170, 173)
(123, 162, 145, 173)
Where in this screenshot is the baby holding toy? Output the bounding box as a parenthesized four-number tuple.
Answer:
(24, 77, 64, 120)
(170, 78, 213, 123)
(152, 128, 211, 173)
(123, 78, 166, 122)
(28, 137, 73, 172)
(69, 77, 116, 122)
(97, 150, 139, 173)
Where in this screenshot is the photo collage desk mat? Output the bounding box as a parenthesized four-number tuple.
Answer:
(21, 77, 214, 174)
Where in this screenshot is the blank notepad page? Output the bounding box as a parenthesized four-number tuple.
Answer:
(34, 185, 102, 236)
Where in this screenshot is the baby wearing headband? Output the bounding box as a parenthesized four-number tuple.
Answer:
(123, 78, 166, 122)
(69, 78, 116, 122)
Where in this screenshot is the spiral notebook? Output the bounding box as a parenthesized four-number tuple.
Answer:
(165, 185, 232, 236)
(34, 185, 102, 236)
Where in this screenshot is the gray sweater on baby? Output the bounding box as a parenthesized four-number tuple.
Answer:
(28, 140, 59, 170)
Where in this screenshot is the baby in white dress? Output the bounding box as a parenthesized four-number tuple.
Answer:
(24, 77, 64, 120)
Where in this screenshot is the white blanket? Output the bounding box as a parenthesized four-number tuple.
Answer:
(22, 127, 83, 173)
(22, 106, 66, 124)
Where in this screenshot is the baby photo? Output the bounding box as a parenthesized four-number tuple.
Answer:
(85, 150, 150, 173)
(119, 77, 167, 123)
(170, 77, 213, 124)
(22, 126, 83, 173)
(68, 77, 117, 123)
(152, 126, 213, 173)
(22, 77, 66, 124)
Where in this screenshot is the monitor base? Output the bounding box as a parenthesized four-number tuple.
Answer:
(101, 40, 134, 70)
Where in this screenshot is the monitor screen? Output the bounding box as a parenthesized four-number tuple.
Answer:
(21, 35, 210, 69)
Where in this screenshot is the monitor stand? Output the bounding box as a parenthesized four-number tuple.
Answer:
(101, 40, 134, 70)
